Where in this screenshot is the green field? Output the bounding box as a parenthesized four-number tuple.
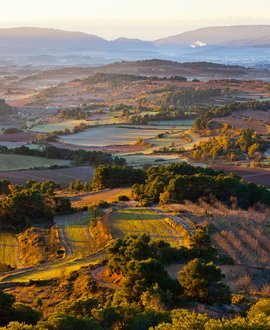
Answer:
(109, 208, 183, 247)
(55, 211, 98, 258)
(122, 154, 183, 166)
(0, 231, 20, 268)
(29, 120, 88, 133)
(0, 154, 70, 171)
(59, 126, 170, 147)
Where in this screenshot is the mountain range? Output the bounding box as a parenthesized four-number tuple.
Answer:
(1, 25, 270, 66)
(155, 25, 270, 47)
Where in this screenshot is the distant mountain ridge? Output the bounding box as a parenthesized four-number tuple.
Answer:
(155, 25, 270, 47)
(25, 59, 265, 82)
(1, 26, 270, 67)
(1, 25, 270, 52)
(0, 27, 156, 53)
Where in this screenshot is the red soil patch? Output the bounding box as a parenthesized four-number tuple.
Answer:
(0, 132, 36, 142)
(50, 142, 146, 153)
(212, 165, 270, 187)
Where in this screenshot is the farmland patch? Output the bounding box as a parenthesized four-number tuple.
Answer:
(108, 208, 184, 247)
(0, 231, 20, 268)
(59, 126, 171, 147)
(0, 154, 70, 171)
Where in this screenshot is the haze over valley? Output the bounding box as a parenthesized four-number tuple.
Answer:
(1, 25, 270, 67)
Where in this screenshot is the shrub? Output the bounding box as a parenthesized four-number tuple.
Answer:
(118, 195, 130, 201)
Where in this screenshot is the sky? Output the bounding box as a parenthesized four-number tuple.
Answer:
(0, 0, 269, 40)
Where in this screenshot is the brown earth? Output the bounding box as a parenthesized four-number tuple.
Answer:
(0, 132, 36, 142)
(212, 165, 270, 187)
(0, 166, 94, 188)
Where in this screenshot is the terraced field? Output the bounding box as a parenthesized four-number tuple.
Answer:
(108, 208, 184, 247)
(55, 211, 97, 257)
(0, 232, 20, 268)
(0, 154, 70, 171)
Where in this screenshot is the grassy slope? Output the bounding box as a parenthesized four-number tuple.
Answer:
(109, 208, 184, 247)
(55, 211, 98, 258)
(0, 232, 20, 268)
(0, 154, 70, 171)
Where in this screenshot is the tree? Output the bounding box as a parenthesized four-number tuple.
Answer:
(178, 258, 231, 304)
(248, 299, 270, 319)
(0, 291, 15, 326)
(69, 182, 75, 191)
(189, 227, 217, 261)
(120, 258, 177, 303)
(12, 303, 40, 325)
(74, 180, 83, 191)
(42, 315, 97, 330)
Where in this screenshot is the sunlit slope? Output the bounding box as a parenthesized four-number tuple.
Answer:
(55, 211, 99, 257)
(108, 208, 184, 247)
(0, 232, 20, 268)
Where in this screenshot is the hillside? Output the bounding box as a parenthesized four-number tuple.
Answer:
(155, 25, 270, 47)
(0, 27, 110, 53)
(0, 99, 14, 116)
(0, 27, 156, 54)
(23, 59, 260, 82)
(0, 26, 270, 67)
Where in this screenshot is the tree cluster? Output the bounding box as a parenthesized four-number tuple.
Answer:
(131, 162, 270, 209)
(159, 88, 221, 109)
(194, 100, 270, 131)
(189, 128, 268, 161)
(92, 165, 146, 191)
(0, 145, 126, 166)
(0, 180, 72, 229)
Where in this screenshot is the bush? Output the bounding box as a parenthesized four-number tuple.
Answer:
(118, 195, 130, 201)
(231, 294, 247, 305)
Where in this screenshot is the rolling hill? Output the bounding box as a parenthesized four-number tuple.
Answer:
(155, 25, 270, 47)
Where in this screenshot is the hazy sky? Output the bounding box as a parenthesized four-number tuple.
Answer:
(1, 0, 270, 39)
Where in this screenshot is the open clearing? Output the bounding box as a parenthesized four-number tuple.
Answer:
(70, 188, 132, 207)
(108, 208, 184, 247)
(0, 154, 70, 171)
(59, 126, 172, 147)
(122, 154, 183, 166)
(0, 231, 20, 268)
(55, 211, 97, 257)
(1, 166, 94, 187)
(0, 250, 104, 283)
